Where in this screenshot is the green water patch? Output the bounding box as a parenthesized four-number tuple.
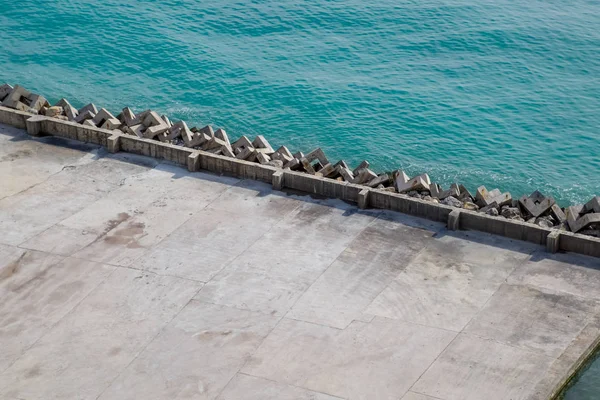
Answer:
(559, 348, 600, 399)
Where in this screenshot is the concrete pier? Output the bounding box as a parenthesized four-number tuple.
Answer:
(0, 123, 599, 400)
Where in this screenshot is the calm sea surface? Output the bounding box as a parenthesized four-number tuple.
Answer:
(0, 0, 599, 396)
(0, 1, 599, 206)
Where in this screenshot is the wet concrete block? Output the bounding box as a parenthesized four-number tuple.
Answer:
(214, 128, 230, 145)
(55, 98, 78, 121)
(365, 174, 390, 188)
(119, 107, 139, 126)
(257, 152, 271, 165)
(315, 163, 336, 178)
(352, 160, 369, 176)
(236, 146, 258, 162)
(570, 213, 600, 233)
(221, 145, 235, 158)
(519, 190, 556, 218)
(271, 146, 294, 163)
(92, 108, 117, 126)
(252, 135, 274, 153)
(0, 83, 13, 102)
(394, 171, 431, 193)
(583, 196, 600, 214)
(78, 103, 98, 115)
(283, 157, 301, 170)
(336, 165, 354, 182)
(354, 168, 378, 185)
(82, 119, 96, 127)
(2, 85, 33, 111)
(161, 115, 172, 128)
(301, 148, 329, 174)
(551, 204, 567, 223)
(457, 184, 474, 201)
(476, 186, 511, 208)
(232, 135, 253, 153)
(430, 183, 460, 200)
(75, 109, 96, 124)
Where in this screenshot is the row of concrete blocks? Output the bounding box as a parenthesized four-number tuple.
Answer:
(0, 100, 600, 257)
(2, 83, 597, 238)
(4, 107, 599, 259)
(0, 84, 400, 189)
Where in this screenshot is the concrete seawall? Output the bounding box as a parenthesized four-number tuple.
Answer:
(2, 105, 599, 259)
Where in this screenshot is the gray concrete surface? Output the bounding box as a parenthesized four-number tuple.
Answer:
(1, 122, 600, 400)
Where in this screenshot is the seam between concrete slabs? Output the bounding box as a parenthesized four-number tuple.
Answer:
(93, 281, 206, 400)
(280, 210, 383, 328)
(209, 215, 383, 397)
(400, 241, 536, 398)
(408, 390, 447, 400)
(0, 254, 112, 377)
(9, 151, 161, 250)
(211, 309, 289, 399)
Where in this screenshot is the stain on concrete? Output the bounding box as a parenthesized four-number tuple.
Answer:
(108, 347, 122, 357)
(0, 252, 26, 281)
(104, 212, 130, 235)
(0, 149, 32, 162)
(25, 364, 41, 379)
(47, 281, 85, 305)
(103, 221, 146, 249)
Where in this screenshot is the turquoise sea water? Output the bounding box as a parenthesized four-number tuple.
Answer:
(564, 351, 600, 400)
(0, 0, 599, 397)
(0, 1, 599, 206)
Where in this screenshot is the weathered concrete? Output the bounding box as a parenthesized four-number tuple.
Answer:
(1, 123, 600, 400)
(0, 106, 598, 258)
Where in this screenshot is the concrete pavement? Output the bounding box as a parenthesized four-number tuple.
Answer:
(1, 123, 599, 400)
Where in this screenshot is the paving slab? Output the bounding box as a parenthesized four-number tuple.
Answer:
(365, 233, 532, 331)
(1, 125, 600, 400)
(0, 268, 201, 400)
(0, 124, 100, 199)
(243, 317, 456, 400)
(0, 165, 114, 246)
(508, 251, 600, 300)
(132, 180, 300, 282)
(196, 201, 377, 316)
(71, 166, 236, 266)
(287, 212, 441, 329)
(98, 300, 279, 400)
(464, 283, 599, 358)
(0, 247, 76, 371)
(412, 333, 555, 400)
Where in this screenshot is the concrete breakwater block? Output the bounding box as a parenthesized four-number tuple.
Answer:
(1, 85, 49, 113)
(2, 81, 599, 241)
(394, 170, 431, 193)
